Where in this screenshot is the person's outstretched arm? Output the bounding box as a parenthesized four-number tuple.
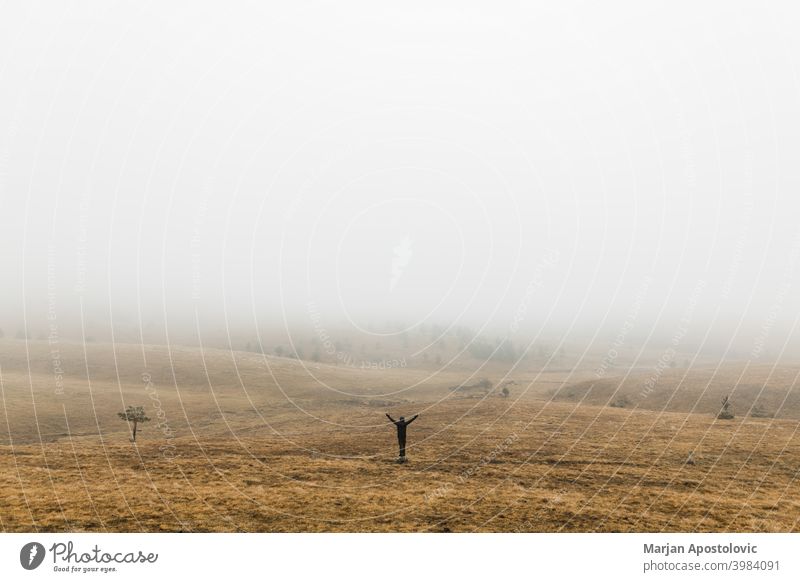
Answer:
(406, 414, 419, 424)
(386, 413, 397, 423)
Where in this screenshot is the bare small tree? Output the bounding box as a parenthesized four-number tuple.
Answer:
(717, 395, 734, 420)
(117, 406, 151, 442)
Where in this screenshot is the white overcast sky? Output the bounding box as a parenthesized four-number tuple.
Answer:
(1, 1, 800, 349)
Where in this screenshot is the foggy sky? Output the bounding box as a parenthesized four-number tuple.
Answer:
(1, 1, 800, 355)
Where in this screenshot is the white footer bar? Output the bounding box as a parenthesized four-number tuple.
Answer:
(1, 533, 797, 581)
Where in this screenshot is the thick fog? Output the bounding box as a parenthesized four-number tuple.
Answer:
(1, 2, 800, 355)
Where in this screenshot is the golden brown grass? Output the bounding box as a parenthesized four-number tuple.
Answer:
(553, 363, 800, 419)
(2, 340, 800, 532)
(3, 399, 800, 532)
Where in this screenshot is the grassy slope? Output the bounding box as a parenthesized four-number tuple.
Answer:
(552, 364, 800, 419)
(2, 340, 800, 532)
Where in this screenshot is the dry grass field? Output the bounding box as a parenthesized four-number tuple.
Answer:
(2, 339, 800, 532)
(553, 364, 800, 419)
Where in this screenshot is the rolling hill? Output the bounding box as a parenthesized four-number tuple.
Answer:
(552, 364, 800, 419)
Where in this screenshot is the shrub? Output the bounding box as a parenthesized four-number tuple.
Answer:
(717, 395, 734, 420)
(750, 404, 773, 419)
(610, 396, 630, 408)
